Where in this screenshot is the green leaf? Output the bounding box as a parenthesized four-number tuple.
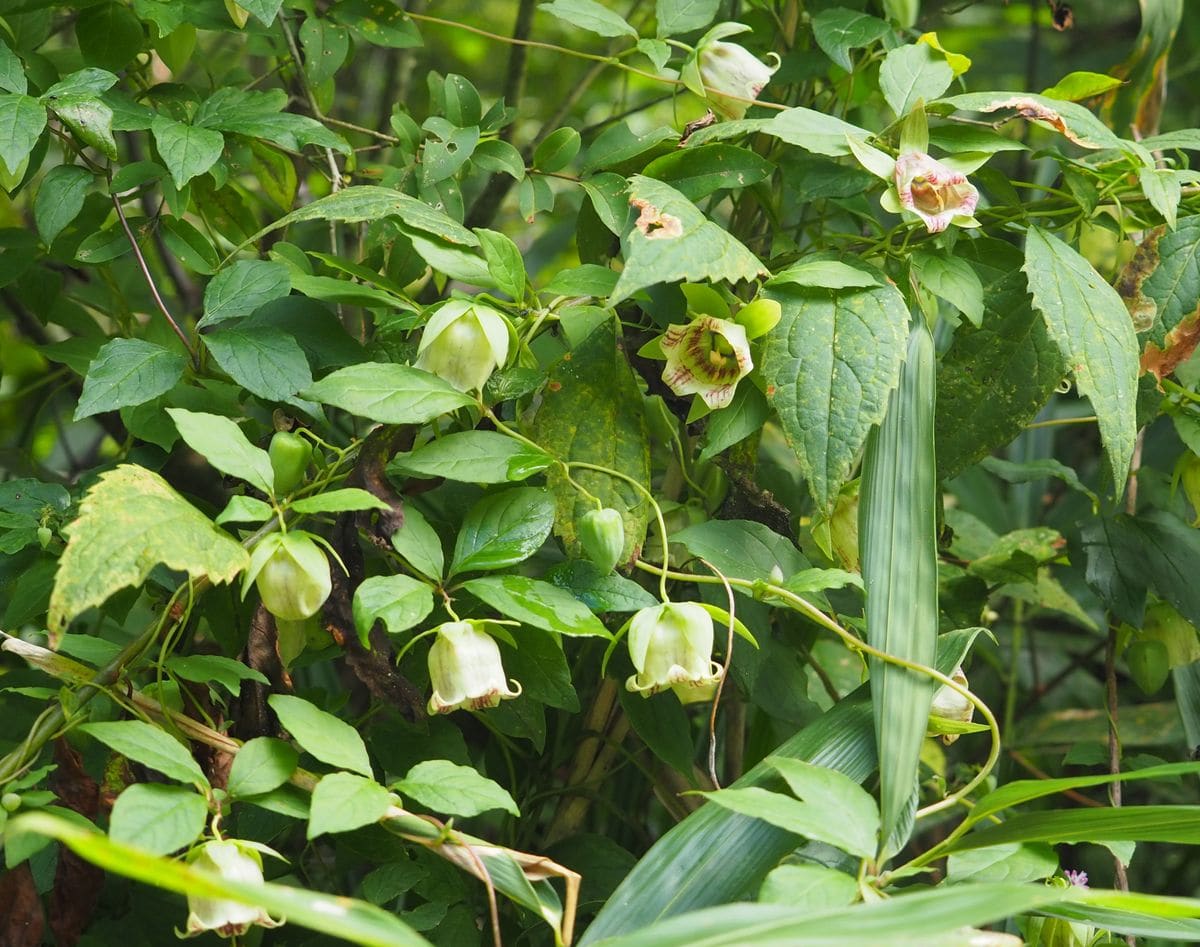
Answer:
(44, 68, 119, 98)
(533, 127, 581, 173)
(946, 843, 1058, 884)
(390, 505, 444, 581)
(33, 164, 92, 245)
(674, 519, 807, 589)
(935, 240, 1065, 480)
(166, 409, 275, 495)
(235, 185, 477, 256)
(299, 17, 350, 84)
(74, 339, 187, 421)
(476, 228, 526, 300)
(227, 737, 300, 798)
(448, 487, 556, 576)
(331, 0, 422, 48)
(1126, 217, 1200, 355)
(353, 574, 435, 645)
(396, 760, 519, 817)
(610, 176, 766, 304)
(308, 772, 391, 839)
(1023, 226, 1139, 491)
(879, 43, 954, 117)
(204, 324, 313, 402)
(655, 0, 718, 37)
(48, 94, 117, 159)
(0, 39, 25, 95)
(291, 489, 391, 515)
(811, 8, 889, 71)
(194, 87, 349, 155)
(531, 313, 651, 564)
(12, 812, 430, 947)
(215, 495, 274, 526)
(501, 631, 578, 711)
(911, 250, 984, 326)
(237, 0, 284, 25)
(461, 575, 609, 637)
(151, 116, 224, 188)
(539, 0, 638, 38)
(699, 383, 769, 461)
(108, 784, 207, 856)
(1082, 510, 1200, 630)
(472, 138, 525, 179)
(545, 560, 658, 613)
(642, 144, 773, 202)
(76, 2, 144, 71)
(166, 654, 269, 697)
(47, 465, 249, 642)
(700, 785, 875, 860)
(301, 363, 474, 424)
(268, 694, 373, 777)
(0, 94, 47, 175)
(79, 720, 209, 788)
(770, 258, 881, 290)
(199, 259, 292, 327)
(388, 431, 552, 484)
(760, 281, 910, 515)
(758, 864, 858, 912)
(859, 323, 938, 854)
(1041, 70, 1124, 101)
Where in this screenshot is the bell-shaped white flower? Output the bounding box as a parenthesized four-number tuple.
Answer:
(415, 300, 511, 392)
(182, 839, 282, 938)
(626, 602, 724, 704)
(697, 30, 780, 120)
(427, 620, 522, 714)
(661, 315, 753, 410)
(886, 151, 980, 234)
(929, 665, 973, 745)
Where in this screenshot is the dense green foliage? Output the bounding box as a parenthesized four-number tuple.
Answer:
(4, 1, 1200, 945)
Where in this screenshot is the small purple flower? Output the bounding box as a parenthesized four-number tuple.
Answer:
(1063, 869, 1089, 888)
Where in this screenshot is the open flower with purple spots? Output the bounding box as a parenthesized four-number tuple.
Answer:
(660, 315, 753, 410)
(889, 151, 980, 234)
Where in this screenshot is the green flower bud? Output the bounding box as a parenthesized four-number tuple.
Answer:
(579, 508, 625, 573)
(626, 602, 724, 704)
(252, 532, 332, 622)
(733, 297, 781, 340)
(268, 431, 313, 496)
(928, 666, 973, 746)
(415, 300, 511, 392)
(427, 621, 521, 714)
(36, 526, 52, 549)
(1127, 639, 1170, 695)
(1, 792, 21, 812)
(182, 839, 283, 938)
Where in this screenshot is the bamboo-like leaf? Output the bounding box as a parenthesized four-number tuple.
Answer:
(858, 320, 938, 855)
(582, 629, 983, 943)
(948, 805, 1200, 852)
(589, 882, 1073, 947)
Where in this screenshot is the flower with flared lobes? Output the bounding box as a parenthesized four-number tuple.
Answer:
(660, 315, 753, 410)
(699, 40, 779, 119)
(182, 840, 282, 938)
(626, 601, 724, 704)
(415, 300, 511, 392)
(427, 621, 521, 714)
(892, 152, 980, 234)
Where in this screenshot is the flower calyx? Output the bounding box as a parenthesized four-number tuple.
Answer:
(427, 620, 522, 715)
(626, 601, 724, 704)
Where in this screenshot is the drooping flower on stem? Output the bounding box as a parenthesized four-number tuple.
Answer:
(626, 601, 724, 704)
(427, 620, 522, 714)
(181, 839, 283, 939)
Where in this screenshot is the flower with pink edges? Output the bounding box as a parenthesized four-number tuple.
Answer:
(892, 151, 980, 234)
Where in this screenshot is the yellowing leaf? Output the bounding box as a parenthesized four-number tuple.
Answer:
(917, 32, 971, 77)
(47, 465, 249, 644)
